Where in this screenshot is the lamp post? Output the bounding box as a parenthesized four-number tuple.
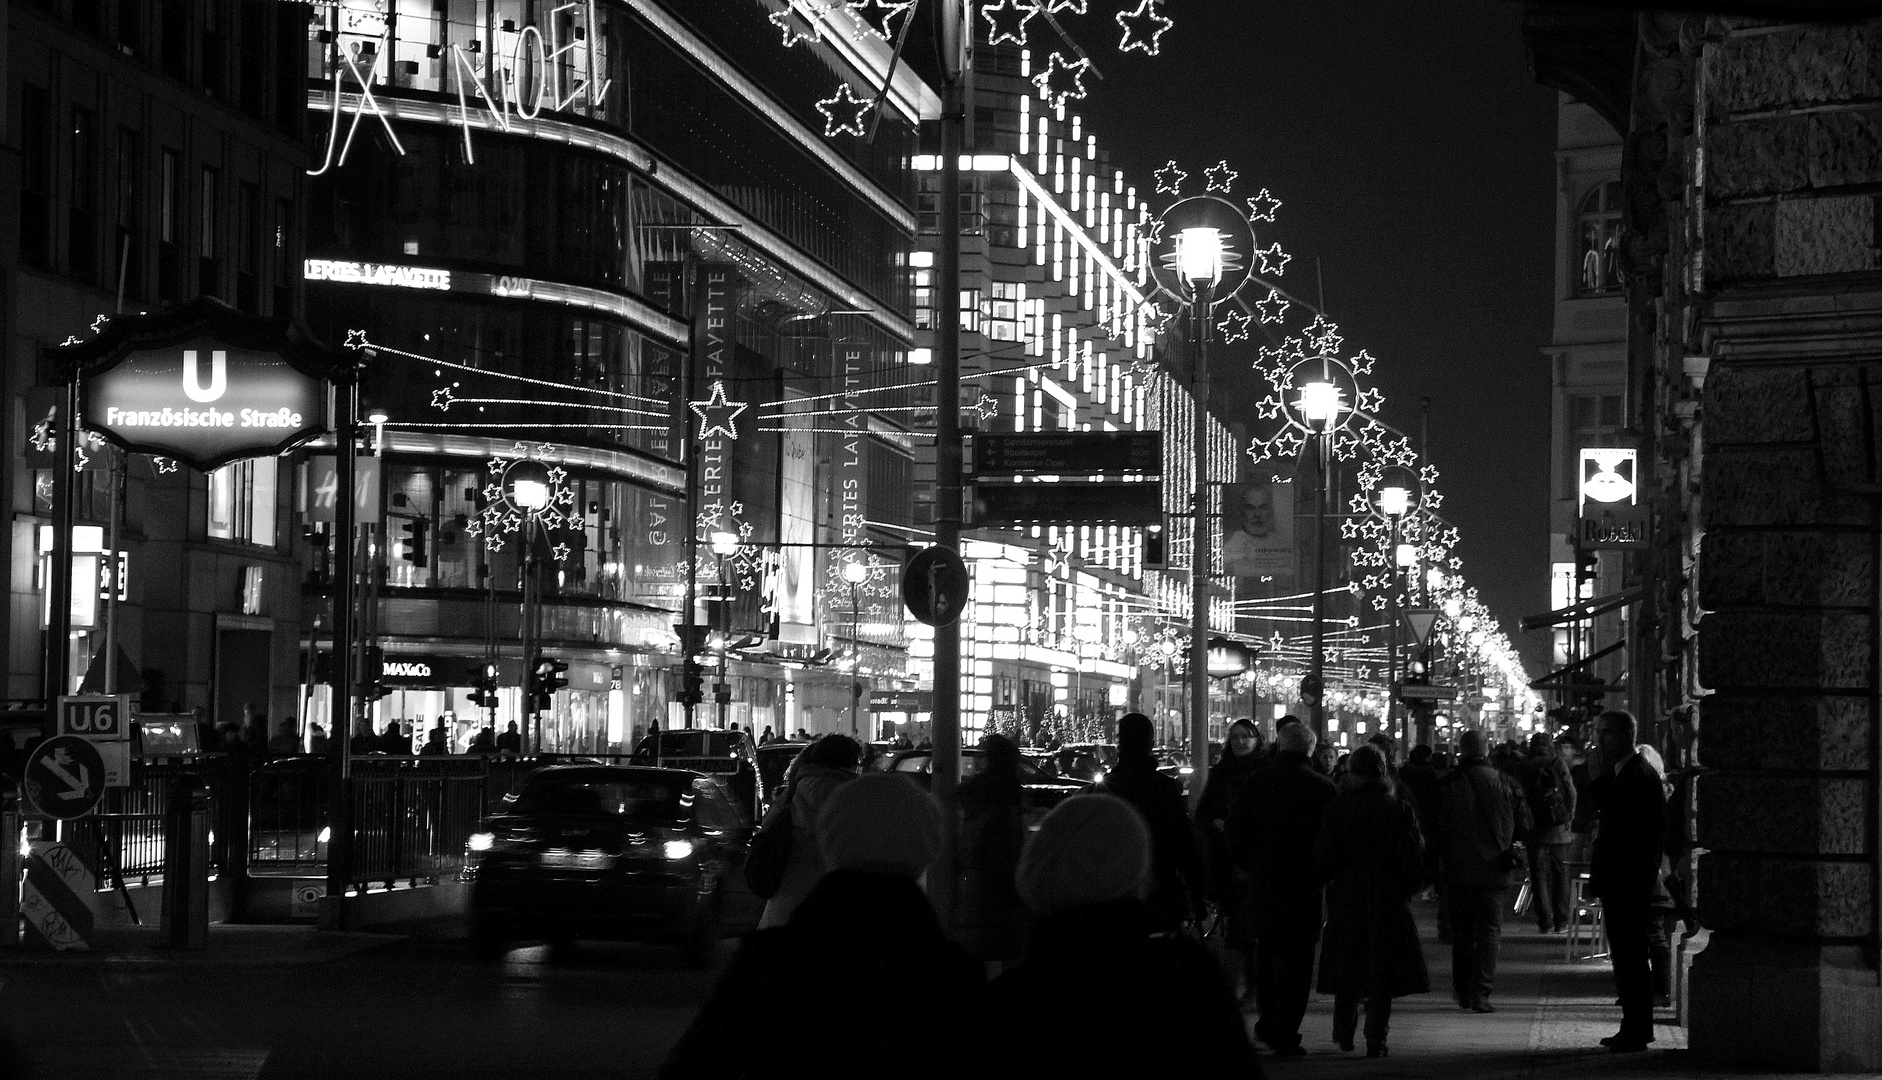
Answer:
(507, 459, 553, 753)
(709, 530, 740, 730)
(1369, 464, 1423, 749)
(1176, 226, 1224, 809)
(1293, 374, 1345, 739)
(842, 558, 869, 737)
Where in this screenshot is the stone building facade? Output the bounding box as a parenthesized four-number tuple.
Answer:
(1527, 8, 1882, 1070)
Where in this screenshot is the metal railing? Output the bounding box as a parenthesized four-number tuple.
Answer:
(67, 756, 242, 886)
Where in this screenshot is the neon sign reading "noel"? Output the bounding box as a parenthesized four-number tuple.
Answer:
(310, 1, 613, 175)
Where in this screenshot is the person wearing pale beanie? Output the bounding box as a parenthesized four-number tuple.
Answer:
(983, 795, 1262, 1078)
(660, 771, 982, 1080)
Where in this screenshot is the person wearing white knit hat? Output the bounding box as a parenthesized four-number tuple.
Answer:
(984, 794, 1261, 1078)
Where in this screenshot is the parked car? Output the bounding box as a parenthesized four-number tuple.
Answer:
(461, 765, 757, 963)
(881, 748, 1087, 830)
(628, 728, 763, 823)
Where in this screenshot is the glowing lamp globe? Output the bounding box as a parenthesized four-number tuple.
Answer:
(840, 559, 870, 585)
(506, 460, 552, 511)
(1174, 227, 1226, 287)
(1295, 380, 1344, 430)
(1378, 484, 1413, 518)
(709, 531, 740, 557)
(1395, 542, 1419, 568)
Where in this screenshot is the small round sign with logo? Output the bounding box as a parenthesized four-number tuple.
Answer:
(902, 546, 970, 628)
(23, 735, 107, 820)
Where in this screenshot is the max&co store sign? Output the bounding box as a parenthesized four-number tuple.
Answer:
(51, 298, 344, 473)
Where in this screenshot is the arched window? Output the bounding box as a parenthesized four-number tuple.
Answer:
(1575, 180, 1622, 295)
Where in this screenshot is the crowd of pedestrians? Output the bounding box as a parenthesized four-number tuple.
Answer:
(661, 707, 1678, 1074)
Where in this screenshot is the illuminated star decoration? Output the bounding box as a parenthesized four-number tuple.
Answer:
(1138, 215, 1166, 247)
(1114, 0, 1174, 56)
(151, 457, 178, 474)
(967, 393, 1000, 421)
(1246, 188, 1282, 223)
(29, 409, 55, 454)
(816, 82, 875, 138)
(1305, 315, 1343, 354)
(844, 0, 914, 41)
(551, 543, 572, 563)
(1204, 160, 1238, 194)
(690, 380, 750, 440)
(344, 329, 369, 349)
(471, 446, 576, 549)
(90, 314, 110, 334)
(431, 385, 457, 411)
(61, 336, 82, 347)
(981, 0, 1038, 46)
(1154, 160, 1187, 197)
(1357, 387, 1385, 414)
(1215, 307, 1252, 344)
(1255, 289, 1289, 324)
(1254, 242, 1291, 276)
(1348, 348, 1378, 376)
(769, 0, 830, 47)
(1421, 464, 1441, 486)
(1031, 51, 1092, 109)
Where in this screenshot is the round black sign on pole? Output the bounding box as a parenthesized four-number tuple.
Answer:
(903, 546, 971, 628)
(23, 735, 106, 820)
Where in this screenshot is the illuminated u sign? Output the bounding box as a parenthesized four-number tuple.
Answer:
(181, 350, 227, 403)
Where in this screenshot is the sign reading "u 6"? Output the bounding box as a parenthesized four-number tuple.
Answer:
(57, 694, 132, 740)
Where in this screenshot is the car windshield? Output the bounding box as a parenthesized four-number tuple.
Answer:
(644, 731, 745, 758)
(514, 774, 690, 819)
(894, 752, 1051, 783)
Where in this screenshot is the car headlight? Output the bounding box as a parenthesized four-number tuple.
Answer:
(663, 839, 695, 861)
(467, 831, 496, 852)
(317, 826, 332, 843)
(1179, 766, 1194, 775)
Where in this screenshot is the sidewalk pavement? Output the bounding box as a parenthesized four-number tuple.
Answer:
(1261, 899, 1851, 1079)
(0, 923, 414, 967)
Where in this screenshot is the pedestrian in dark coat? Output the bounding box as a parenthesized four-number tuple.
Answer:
(659, 774, 984, 1080)
(1196, 718, 1266, 1000)
(983, 794, 1262, 1080)
(1225, 721, 1338, 1055)
(1399, 743, 1447, 935)
(757, 734, 860, 929)
(956, 733, 1027, 965)
(1587, 709, 1667, 1053)
(1313, 745, 1429, 1058)
(1437, 729, 1532, 1013)
(1519, 732, 1578, 933)
(1097, 712, 1204, 930)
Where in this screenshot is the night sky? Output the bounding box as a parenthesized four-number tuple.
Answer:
(1066, 0, 1561, 673)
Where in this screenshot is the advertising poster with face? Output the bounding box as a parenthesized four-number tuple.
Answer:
(1222, 478, 1298, 594)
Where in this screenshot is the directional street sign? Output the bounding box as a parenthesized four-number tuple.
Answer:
(1396, 682, 1459, 702)
(969, 481, 1163, 527)
(57, 694, 132, 740)
(973, 431, 1163, 476)
(22, 735, 106, 819)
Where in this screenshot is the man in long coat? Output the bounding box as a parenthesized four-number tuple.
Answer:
(1588, 709, 1666, 1053)
(1437, 729, 1530, 1012)
(1226, 721, 1336, 1055)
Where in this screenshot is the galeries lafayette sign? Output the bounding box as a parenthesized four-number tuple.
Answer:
(57, 299, 341, 472)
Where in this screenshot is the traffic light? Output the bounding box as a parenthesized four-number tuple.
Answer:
(368, 679, 392, 701)
(466, 663, 498, 708)
(1405, 659, 1428, 684)
(401, 519, 429, 568)
(1142, 518, 1167, 571)
(532, 657, 568, 711)
(1299, 673, 1323, 704)
(678, 667, 704, 707)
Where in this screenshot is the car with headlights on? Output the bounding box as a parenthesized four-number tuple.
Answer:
(461, 765, 755, 962)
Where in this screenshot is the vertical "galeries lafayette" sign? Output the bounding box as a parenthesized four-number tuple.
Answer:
(56, 298, 341, 472)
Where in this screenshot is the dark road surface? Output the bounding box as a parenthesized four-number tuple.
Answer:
(0, 936, 725, 1079)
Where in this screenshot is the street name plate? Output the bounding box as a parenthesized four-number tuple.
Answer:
(973, 431, 1162, 475)
(1397, 683, 1460, 702)
(969, 481, 1163, 526)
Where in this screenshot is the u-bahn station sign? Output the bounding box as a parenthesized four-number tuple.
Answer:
(54, 298, 343, 472)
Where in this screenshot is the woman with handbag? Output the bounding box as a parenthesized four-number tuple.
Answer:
(750, 734, 861, 928)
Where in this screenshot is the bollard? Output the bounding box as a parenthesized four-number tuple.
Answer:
(0, 778, 18, 948)
(160, 777, 209, 949)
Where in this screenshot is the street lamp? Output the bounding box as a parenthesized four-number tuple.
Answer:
(709, 530, 740, 730)
(503, 458, 556, 754)
(1366, 463, 1424, 748)
(1294, 372, 1345, 740)
(1179, 226, 1225, 812)
(841, 558, 869, 737)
